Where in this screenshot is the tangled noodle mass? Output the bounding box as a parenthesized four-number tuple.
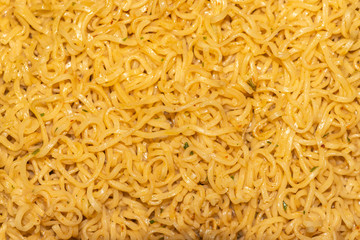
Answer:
(1, 0, 360, 239)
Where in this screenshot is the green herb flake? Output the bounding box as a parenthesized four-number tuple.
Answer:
(40, 113, 45, 117)
(184, 142, 189, 149)
(32, 149, 40, 155)
(160, 208, 163, 213)
(275, 144, 279, 147)
(123, 37, 127, 41)
(247, 79, 256, 91)
(82, 109, 88, 112)
(203, 36, 207, 40)
(323, 132, 329, 138)
(310, 166, 318, 172)
(149, 220, 155, 224)
(303, 210, 305, 214)
(200, 177, 209, 185)
(190, 151, 194, 155)
(159, 237, 164, 240)
(72, 2, 75, 6)
(230, 176, 234, 180)
(140, 37, 144, 40)
(283, 201, 287, 211)
(11, 185, 15, 189)
(347, 137, 351, 143)
(161, 58, 164, 61)
(55, 127, 58, 132)
(267, 141, 271, 144)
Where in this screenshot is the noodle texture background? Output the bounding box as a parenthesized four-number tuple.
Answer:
(1, 0, 360, 239)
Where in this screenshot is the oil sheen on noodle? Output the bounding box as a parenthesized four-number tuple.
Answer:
(1, 0, 360, 239)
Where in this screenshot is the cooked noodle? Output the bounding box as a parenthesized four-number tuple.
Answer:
(1, 0, 360, 239)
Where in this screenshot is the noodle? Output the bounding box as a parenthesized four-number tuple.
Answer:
(1, 0, 360, 239)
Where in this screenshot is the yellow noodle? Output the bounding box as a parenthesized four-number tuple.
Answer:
(1, 0, 360, 239)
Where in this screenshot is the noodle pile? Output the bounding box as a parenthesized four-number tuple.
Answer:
(1, 0, 360, 239)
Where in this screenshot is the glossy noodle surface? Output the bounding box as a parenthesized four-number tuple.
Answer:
(1, 0, 360, 239)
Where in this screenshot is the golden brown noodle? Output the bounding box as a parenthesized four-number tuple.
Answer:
(1, 0, 360, 239)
